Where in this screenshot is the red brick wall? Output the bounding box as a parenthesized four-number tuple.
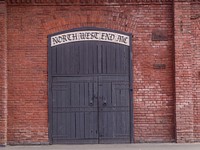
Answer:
(133, 5, 175, 142)
(2, 1, 200, 145)
(0, 1, 7, 146)
(173, 1, 200, 143)
(7, 6, 49, 145)
(191, 3, 200, 142)
(6, 3, 175, 144)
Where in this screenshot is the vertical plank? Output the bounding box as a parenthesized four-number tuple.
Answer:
(71, 83, 80, 107)
(52, 90, 57, 137)
(124, 47, 129, 74)
(102, 83, 107, 138)
(70, 112, 76, 139)
(84, 111, 90, 138)
(79, 44, 84, 74)
(52, 113, 57, 136)
(106, 45, 111, 74)
(84, 82, 89, 138)
(64, 85, 69, 138)
(67, 82, 71, 139)
(79, 83, 84, 106)
(89, 82, 93, 138)
(69, 44, 73, 74)
(70, 82, 76, 139)
(102, 45, 107, 74)
(51, 47, 57, 75)
(72, 43, 76, 74)
(65, 83, 71, 106)
(59, 112, 65, 136)
(66, 112, 70, 139)
(98, 77, 102, 139)
(56, 89, 60, 138)
(85, 42, 89, 74)
(119, 45, 123, 74)
(60, 45, 64, 75)
(93, 45, 98, 74)
(64, 44, 70, 75)
(115, 45, 120, 74)
(121, 46, 129, 74)
(90, 110, 94, 138)
(107, 112, 111, 138)
(125, 111, 130, 135)
(74, 43, 80, 75)
(110, 44, 115, 74)
(112, 83, 117, 107)
(93, 77, 98, 138)
(88, 44, 93, 74)
(56, 46, 61, 74)
(121, 45, 125, 74)
(76, 82, 85, 139)
(80, 112, 85, 138)
(98, 43, 102, 74)
(76, 112, 80, 139)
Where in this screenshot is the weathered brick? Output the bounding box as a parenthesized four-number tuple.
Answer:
(0, 0, 7, 146)
(0, 0, 198, 145)
(5, 4, 175, 144)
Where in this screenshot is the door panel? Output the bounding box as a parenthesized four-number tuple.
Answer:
(98, 76, 130, 143)
(51, 42, 99, 76)
(98, 43, 129, 74)
(51, 77, 98, 144)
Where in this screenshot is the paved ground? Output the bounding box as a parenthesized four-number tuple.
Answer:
(1, 143, 200, 150)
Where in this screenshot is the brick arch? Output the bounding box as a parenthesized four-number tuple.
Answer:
(45, 11, 136, 144)
(42, 9, 138, 35)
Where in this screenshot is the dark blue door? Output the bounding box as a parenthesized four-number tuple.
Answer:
(48, 28, 132, 144)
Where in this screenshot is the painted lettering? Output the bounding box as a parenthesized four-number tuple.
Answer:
(71, 33, 78, 40)
(62, 35, 68, 42)
(79, 33, 85, 39)
(116, 35, 128, 44)
(51, 30, 130, 47)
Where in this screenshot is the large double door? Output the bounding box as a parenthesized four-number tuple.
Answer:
(48, 29, 132, 144)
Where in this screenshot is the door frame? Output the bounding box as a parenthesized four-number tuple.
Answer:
(48, 27, 133, 144)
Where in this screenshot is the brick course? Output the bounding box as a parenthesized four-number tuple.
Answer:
(0, 0, 199, 145)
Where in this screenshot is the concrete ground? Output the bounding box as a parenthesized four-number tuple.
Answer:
(1, 143, 200, 150)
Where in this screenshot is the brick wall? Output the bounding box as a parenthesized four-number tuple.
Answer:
(3, 1, 200, 144)
(174, 1, 200, 143)
(6, 3, 175, 144)
(133, 5, 175, 142)
(191, 3, 200, 142)
(0, 1, 7, 146)
(7, 6, 49, 145)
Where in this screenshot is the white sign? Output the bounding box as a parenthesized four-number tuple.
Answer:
(51, 30, 130, 47)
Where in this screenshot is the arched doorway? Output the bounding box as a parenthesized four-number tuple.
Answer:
(48, 27, 133, 144)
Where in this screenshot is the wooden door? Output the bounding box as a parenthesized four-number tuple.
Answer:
(48, 28, 132, 144)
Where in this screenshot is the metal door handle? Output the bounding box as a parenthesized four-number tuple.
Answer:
(89, 95, 98, 106)
(89, 100, 93, 106)
(103, 101, 107, 106)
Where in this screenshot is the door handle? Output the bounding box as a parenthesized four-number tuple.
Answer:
(99, 96, 106, 106)
(89, 100, 93, 106)
(89, 95, 98, 106)
(103, 100, 107, 106)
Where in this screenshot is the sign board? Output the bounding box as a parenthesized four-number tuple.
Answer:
(51, 30, 130, 47)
